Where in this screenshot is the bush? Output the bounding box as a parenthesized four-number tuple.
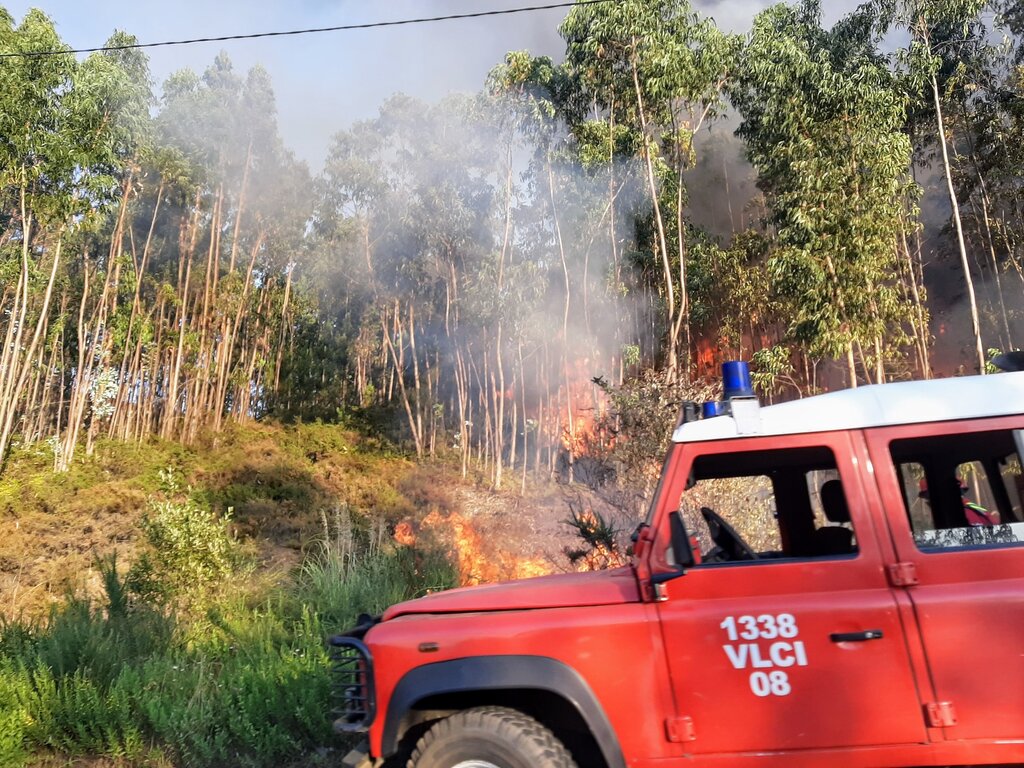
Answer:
(0, 662, 33, 767)
(0, 558, 171, 760)
(562, 499, 626, 571)
(20, 666, 145, 757)
(128, 471, 237, 604)
(126, 631, 331, 768)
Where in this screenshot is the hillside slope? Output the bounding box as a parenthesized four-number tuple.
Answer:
(1, 421, 580, 621)
(0, 422, 606, 768)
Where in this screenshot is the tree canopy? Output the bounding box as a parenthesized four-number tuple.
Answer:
(0, 1, 1021, 483)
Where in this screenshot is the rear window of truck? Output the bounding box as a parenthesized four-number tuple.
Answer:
(890, 429, 1024, 551)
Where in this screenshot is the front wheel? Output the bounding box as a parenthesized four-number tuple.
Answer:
(407, 706, 578, 768)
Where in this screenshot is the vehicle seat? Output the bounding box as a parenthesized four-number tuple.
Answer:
(812, 480, 856, 556)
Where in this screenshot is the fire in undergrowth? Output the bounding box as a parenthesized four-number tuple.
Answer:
(557, 358, 612, 457)
(395, 510, 552, 586)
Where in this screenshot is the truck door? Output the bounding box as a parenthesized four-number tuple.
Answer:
(866, 418, 1024, 741)
(654, 431, 927, 755)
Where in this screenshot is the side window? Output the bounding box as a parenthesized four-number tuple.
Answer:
(679, 446, 858, 565)
(890, 429, 1024, 551)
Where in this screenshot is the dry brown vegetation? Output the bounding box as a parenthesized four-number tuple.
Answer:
(0, 421, 603, 622)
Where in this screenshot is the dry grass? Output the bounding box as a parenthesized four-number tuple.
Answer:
(25, 753, 174, 768)
(0, 423, 452, 621)
(1, 416, 649, 622)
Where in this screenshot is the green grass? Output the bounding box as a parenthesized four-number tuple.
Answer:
(0, 540, 456, 768)
(0, 427, 461, 768)
(0, 468, 456, 768)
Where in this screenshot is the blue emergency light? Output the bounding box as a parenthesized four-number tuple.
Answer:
(702, 401, 726, 419)
(698, 361, 756, 422)
(722, 360, 755, 400)
(680, 361, 758, 425)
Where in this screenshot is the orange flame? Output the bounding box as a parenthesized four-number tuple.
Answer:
(558, 358, 611, 456)
(393, 521, 416, 546)
(394, 510, 553, 586)
(695, 339, 717, 379)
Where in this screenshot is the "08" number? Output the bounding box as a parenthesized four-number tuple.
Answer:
(749, 670, 792, 697)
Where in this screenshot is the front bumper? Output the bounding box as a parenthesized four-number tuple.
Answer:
(329, 635, 376, 733)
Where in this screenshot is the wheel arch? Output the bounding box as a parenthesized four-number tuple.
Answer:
(381, 655, 625, 768)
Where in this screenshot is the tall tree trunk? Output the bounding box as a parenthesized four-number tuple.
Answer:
(382, 300, 423, 457)
(630, 46, 677, 378)
(927, 62, 986, 372)
(547, 161, 574, 484)
(0, 232, 64, 467)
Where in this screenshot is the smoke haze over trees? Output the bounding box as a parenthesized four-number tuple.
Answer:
(1, 0, 1023, 487)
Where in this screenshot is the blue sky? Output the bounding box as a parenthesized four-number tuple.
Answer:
(3, 1, 855, 170)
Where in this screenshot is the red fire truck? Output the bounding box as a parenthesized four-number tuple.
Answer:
(333, 360, 1024, 768)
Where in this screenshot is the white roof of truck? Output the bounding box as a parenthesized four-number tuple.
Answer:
(671, 372, 1024, 443)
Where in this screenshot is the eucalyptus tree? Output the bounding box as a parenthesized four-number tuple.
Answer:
(733, 1, 921, 386)
(488, 52, 582, 481)
(149, 55, 309, 442)
(687, 229, 775, 366)
(54, 31, 155, 469)
(0, 11, 142, 466)
(929, 8, 1024, 350)
(561, 0, 738, 381)
(968, 51, 1024, 288)
(299, 118, 392, 419)
(390, 94, 499, 463)
(876, 0, 992, 371)
(316, 95, 504, 465)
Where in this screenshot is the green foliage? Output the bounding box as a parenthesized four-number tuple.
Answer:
(0, 662, 33, 767)
(562, 500, 625, 570)
(622, 344, 641, 368)
(0, 518, 457, 767)
(733, 1, 919, 375)
(0, 429, 459, 766)
(121, 609, 332, 768)
(293, 505, 457, 633)
(129, 471, 237, 603)
(562, 0, 739, 119)
(593, 369, 717, 486)
(560, 0, 744, 373)
(1, 0, 1021, 501)
(751, 346, 800, 400)
(687, 229, 773, 359)
(984, 348, 1021, 374)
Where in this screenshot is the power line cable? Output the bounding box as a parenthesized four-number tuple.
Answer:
(0, 0, 616, 59)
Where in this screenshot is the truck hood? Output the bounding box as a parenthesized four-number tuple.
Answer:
(381, 566, 640, 620)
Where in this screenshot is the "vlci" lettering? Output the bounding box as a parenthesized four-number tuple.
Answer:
(723, 641, 809, 670)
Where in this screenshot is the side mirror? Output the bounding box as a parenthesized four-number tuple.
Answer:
(651, 512, 695, 586)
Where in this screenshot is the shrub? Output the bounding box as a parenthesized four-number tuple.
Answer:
(562, 499, 626, 571)
(128, 471, 237, 604)
(19, 666, 145, 757)
(0, 663, 33, 767)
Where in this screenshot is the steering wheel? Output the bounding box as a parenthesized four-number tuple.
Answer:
(701, 507, 758, 562)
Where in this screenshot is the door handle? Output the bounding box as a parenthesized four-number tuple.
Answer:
(830, 630, 883, 642)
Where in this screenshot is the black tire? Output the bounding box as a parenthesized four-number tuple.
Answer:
(407, 706, 579, 768)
